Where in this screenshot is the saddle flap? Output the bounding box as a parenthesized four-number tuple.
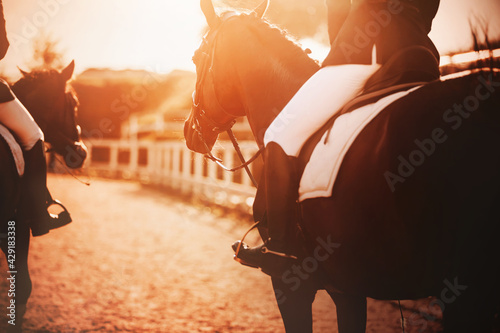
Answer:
(298, 85, 423, 202)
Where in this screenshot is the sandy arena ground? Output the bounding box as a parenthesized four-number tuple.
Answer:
(0, 174, 443, 332)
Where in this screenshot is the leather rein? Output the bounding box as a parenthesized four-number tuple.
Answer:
(191, 13, 262, 187)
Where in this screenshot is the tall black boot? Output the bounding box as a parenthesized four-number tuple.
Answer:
(233, 142, 299, 277)
(20, 140, 71, 237)
(264, 142, 300, 251)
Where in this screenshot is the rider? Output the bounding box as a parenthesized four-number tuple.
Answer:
(0, 0, 71, 236)
(235, 0, 441, 276)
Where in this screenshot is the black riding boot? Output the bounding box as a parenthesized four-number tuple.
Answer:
(20, 140, 71, 236)
(233, 142, 299, 277)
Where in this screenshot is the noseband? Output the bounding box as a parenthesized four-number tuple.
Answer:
(191, 13, 239, 133)
(191, 13, 262, 187)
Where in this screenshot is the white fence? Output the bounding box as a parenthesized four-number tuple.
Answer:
(84, 139, 261, 212)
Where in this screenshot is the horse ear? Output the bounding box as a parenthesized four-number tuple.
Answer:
(201, 0, 220, 28)
(18, 67, 29, 77)
(61, 60, 75, 81)
(252, 0, 269, 19)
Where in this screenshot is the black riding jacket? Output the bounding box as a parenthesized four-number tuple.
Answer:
(0, 0, 9, 61)
(324, 0, 440, 66)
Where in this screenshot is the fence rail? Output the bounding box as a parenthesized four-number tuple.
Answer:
(84, 139, 261, 212)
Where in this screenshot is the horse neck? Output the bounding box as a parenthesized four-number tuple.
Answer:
(230, 36, 319, 146)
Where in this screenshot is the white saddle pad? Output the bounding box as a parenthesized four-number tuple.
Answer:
(0, 124, 25, 176)
(299, 86, 422, 202)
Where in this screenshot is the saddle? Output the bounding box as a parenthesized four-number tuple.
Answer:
(299, 45, 439, 172)
(254, 46, 439, 218)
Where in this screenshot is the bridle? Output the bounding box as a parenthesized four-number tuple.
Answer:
(191, 12, 262, 187)
(41, 91, 91, 186)
(42, 91, 81, 153)
(193, 9, 298, 264)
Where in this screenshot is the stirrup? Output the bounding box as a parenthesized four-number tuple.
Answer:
(233, 221, 261, 265)
(233, 221, 298, 269)
(232, 240, 299, 277)
(47, 199, 72, 228)
(232, 241, 260, 269)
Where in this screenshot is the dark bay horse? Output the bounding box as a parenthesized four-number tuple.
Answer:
(0, 60, 87, 332)
(184, 1, 500, 332)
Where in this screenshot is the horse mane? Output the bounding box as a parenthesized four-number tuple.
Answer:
(224, 11, 319, 72)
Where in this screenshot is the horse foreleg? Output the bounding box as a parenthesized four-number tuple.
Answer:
(328, 291, 367, 333)
(271, 276, 318, 333)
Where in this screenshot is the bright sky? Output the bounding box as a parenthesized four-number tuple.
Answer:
(0, 0, 206, 77)
(1, 0, 500, 78)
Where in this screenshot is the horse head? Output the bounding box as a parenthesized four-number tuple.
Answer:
(184, 0, 270, 154)
(12, 60, 87, 169)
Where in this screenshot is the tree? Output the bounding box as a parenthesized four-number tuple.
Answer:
(217, 0, 329, 43)
(31, 32, 66, 70)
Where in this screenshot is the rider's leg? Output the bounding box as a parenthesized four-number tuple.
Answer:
(20, 139, 52, 236)
(21, 139, 71, 236)
(263, 64, 379, 157)
(0, 85, 44, 151)
(0, 82, 70, 236)
(234, 64, 379, 276)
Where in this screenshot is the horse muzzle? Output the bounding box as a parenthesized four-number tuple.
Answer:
(184, 115, 218, 155)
